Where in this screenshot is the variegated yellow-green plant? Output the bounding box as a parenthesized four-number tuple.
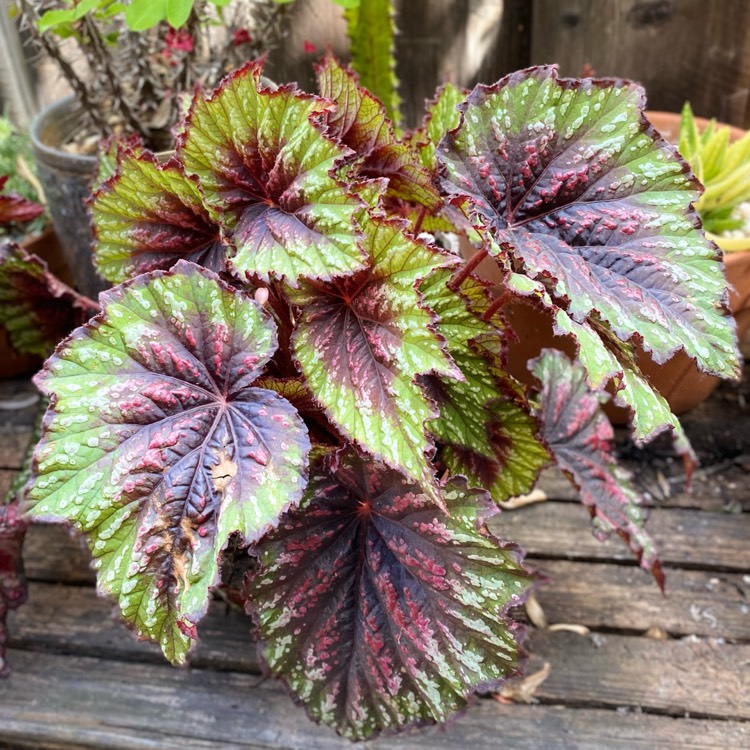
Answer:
(679, 101, 750, 251)
(0, 56, 739, 740)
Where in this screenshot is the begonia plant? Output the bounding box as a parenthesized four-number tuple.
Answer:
(0, 56, 739, 740)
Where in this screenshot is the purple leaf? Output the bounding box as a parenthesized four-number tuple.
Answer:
(0, 243, 99, 357)
(0, 176, 44, 225)
(532, 349, 663, 586)
(245, 447, 531, 740)
(91, 148, 227, 283)
(290, 215, 458, 507)
(316, 56, 441, 210)
(26, 261, 311, 663)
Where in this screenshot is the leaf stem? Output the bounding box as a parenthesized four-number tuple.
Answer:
(447, 245, 488, 291)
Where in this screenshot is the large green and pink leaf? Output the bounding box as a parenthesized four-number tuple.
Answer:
(26, 261, 310, 664)
(532, 349, 662, 586)
(0, 244, 99, 357)
(290, 216, 457, 505)
(245, 448, 531, 741)
(411, 82, 465, 173)
(420, 269, 549, 502)
(438, 66, 739, 405)
(316, 57, 440, 210)
(178, 62, 366, 287)
(91, 148, 227, 283)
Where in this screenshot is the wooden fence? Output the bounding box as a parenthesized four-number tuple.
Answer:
(2, 0, 750, 129)
(267, 0, 750, 128)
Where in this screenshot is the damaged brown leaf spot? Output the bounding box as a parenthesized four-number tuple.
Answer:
(212, 453, 238, 493)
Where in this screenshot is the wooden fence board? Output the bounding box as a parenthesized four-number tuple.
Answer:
(531, 0, 750, 127)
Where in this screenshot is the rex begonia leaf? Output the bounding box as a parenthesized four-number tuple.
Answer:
(91, 148, 227, 283)
(532, 349, 662, 585)
(0, 176, 44, 225)
(316, 56, 440, 209)
(504, 270, 682, 444)
(420, 269, 549, 502)
(245, 448, 531, 740)
(178, 62, 366, 287)
(0, 244, 99, 357)
(413, 82, 465, 173)
(290, 216, 457, 505)
(438, 66, 739, 386)
(0, 500, 28, 678)
(26, 261, 310, 664)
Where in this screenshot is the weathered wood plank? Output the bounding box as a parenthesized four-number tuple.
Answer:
(0, 650, 747, 750)
(528, 630, 750, 721)
(7, 579, 750, 721)
(535, 561, 750, 640)
(11, 554, 750, 672)
(9, 582, 259, 673)
(498, 502, 750, 571)
(0, 426, 32, 470)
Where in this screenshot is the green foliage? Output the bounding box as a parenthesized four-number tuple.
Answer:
(678, 102, 750, 239)
(345, 0, 401, 127)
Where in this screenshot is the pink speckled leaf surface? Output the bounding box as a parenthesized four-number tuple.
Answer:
(438, 66, 738, 384)
(178, 62, 367, 287)
(532, 349, 662, 585)
(245, 448, 531, 740)
(290, 216, 457, 506)
(26, 261, 310, 663)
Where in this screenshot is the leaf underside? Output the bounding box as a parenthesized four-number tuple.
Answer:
(0, 244, 98, 357)
(438, 66, 739, 436)
(246, 448, 531, 741)
(27, 261, 310, 664)
(532, 349, 663, 586)
(178, 62, 366, 287)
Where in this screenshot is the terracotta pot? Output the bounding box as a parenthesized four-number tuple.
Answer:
(30, 96, 108, 299)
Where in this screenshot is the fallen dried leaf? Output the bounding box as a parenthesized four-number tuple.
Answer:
(496, 662, 551, 704)
(645, 625, 668, 640)
(547, 623, 590, 635)
(525, 592, 548, 629)
(499, 488, 547, 510)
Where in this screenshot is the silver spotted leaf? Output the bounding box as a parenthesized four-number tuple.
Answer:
(245, 447, 531, 740)
(438, 66, 739, 398)
(532, 349, 663, 586)
(178, 62, 366, 287)
(26, 261, 310, 663)
(91, 148, 227, 283)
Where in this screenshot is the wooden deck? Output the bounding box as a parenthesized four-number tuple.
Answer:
(0, 343, 748, 749)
